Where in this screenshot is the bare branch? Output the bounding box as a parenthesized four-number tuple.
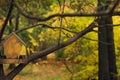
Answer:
(14, 3, 120, 22)
(15, 23, 78, 34)
(57, 0, 61, 10)
(15, 10, 20, 31)
(62, 31, 73, 38)
(0, 0, 14, 42)
(5, 19, 97, 80)
(109, 0, 120, 13)
(83, 37, 113, 45)
(62, 59, 74, 80)
(97, 23, 120, 28)
(62, 59, 73, 74)
(58, 0, 65, 45)
(4, 63, 26, 80)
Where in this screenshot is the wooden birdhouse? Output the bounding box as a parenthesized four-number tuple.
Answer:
(0, 32, 29, 64)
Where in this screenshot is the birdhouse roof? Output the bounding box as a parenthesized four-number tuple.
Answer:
(1, 32, 26, 46)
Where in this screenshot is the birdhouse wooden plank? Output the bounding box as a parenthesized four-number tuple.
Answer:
(0, 58, 27, 64)
(2, 32, 26, 59)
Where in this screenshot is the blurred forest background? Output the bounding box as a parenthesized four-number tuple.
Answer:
(0, 0, 120, 80)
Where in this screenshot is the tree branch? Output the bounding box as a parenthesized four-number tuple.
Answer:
(4, 63, 27, 80)
(83, 37, 114, 45)
(5, 19, 97, 80)
(0, 0, 14, 41)
(28, 19, 97, 62)
(15, 10, 20, 31)
(62, 59, 74, 80)
(57, 0, 65, 45)
(14, 3, 120, 22)
(97, 23, 120, 28)
(109, 0, 120, 13)
(15, 23, 78, 34)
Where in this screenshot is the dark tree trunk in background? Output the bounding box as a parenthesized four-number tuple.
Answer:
(98, 16, 110, 80)
(98, 0, 117, 80)
(0, 64, 4, 80)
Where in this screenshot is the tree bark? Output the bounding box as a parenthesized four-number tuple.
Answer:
(98, 16, 110, 80)
(0, 64, 4, 80)
(98, 0, 117, 80)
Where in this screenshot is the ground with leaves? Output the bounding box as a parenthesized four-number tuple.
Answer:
(13, 61, 66, 80)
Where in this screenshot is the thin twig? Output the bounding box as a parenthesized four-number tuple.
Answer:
(61, 58, 74, 80)
(83, 37, 114, 45)
(58, 0, 65, 45)
(15, 10, 20, 31)
(62, 59, 73, 74)
(96, 23, 120, 28)
(109, 0, 120, 13)
(15, 23, 78, 34)
(62, 31, 73, 38)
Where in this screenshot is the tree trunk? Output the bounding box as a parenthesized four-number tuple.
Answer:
(0, 64, 4, 80)
(98, 16, 111, 80)
(98, 0, 117, 80)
